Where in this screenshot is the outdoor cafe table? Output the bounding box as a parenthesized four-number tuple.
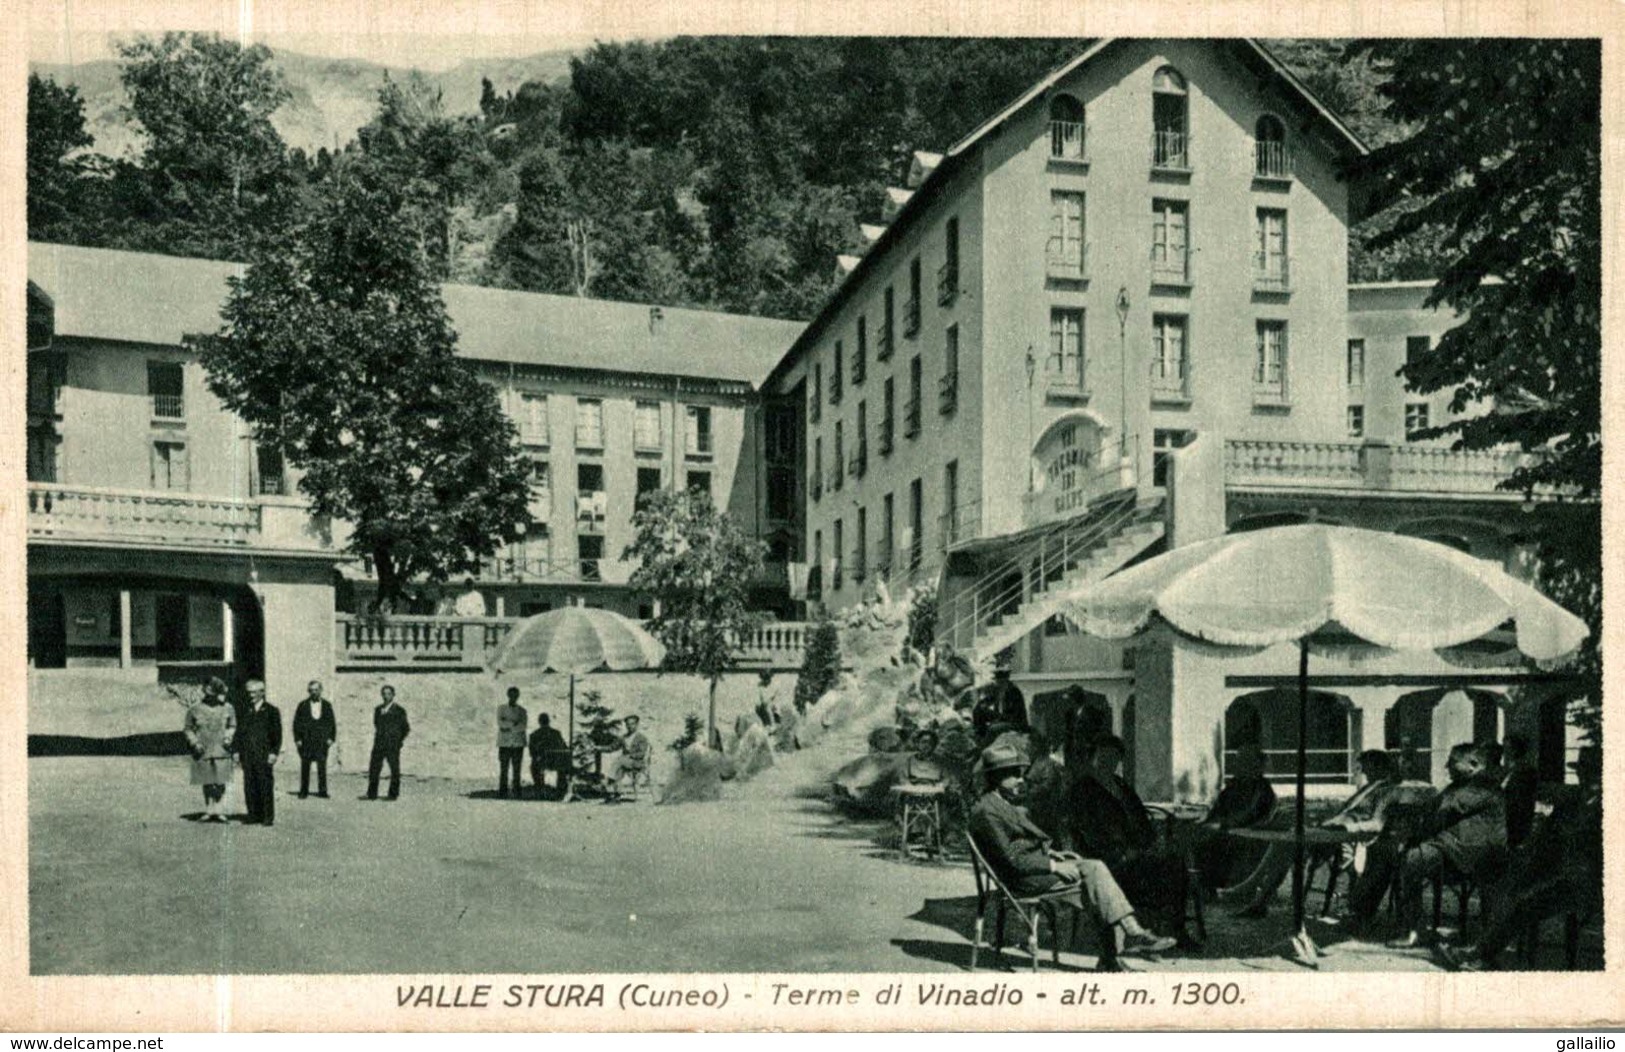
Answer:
(1224, 826, 1365, 965)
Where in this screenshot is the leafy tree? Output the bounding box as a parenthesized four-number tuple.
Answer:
(115, 32, 295, 256)
(793, 615, 842, 714)
(625, 488, 766, 746)
(188, 151, 535, 610)
(1347, 39, 1602, 739)
(27, 74, 98, 239)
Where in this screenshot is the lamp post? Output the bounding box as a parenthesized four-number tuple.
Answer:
(1024, 344, 1036, 492)
(1115, 287, 1131, 460)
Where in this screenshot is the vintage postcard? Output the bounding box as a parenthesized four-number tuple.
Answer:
(2, 0, 1621, 1033)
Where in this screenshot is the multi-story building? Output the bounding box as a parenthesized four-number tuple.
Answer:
(24, 242, 803, 701)
(762, 38, 1588, 796)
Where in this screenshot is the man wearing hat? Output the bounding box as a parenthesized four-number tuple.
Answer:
(971, 657, 1028, 742)
(235, 680, 283, 826)
(969, 742, 1174, 970)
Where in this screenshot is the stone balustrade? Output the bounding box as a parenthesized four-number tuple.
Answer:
(28, 482, 263, 548)
(1223, 439, 1544, 497)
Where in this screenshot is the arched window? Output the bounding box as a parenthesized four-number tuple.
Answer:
(1048, 94, 1086, 160)
(1152, 66, 1189, 168)
(1255, 114, 1290, 177)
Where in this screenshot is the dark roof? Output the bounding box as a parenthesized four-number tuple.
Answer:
(27, 242, 805, 388)
(763, 38, 1369, 391)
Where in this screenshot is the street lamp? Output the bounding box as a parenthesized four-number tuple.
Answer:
(1024, 344, 1036, 491)
(1115, 287, 1130, 455)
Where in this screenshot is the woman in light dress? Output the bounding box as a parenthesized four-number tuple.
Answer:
(184, 676, 237, 822)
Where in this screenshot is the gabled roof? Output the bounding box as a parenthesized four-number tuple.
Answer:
(28, 242, 806, 389)
(763, 38, 1369, 391)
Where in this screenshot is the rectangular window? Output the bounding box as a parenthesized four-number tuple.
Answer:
(151, 440, 188, 490)
(636, 466, 662, 503)
(519, 392, 550, 444)
(940, 325, 959, 414)
(833, 517, 845, 590)
(633, 400, 661, 450)
(880, 287, 896, 359)
(1254, 321, 1288, 402)
(832, 421, 844, 492)
(1346, 339, 1366, 387)
(1151, 199, 1190, 283)
(906, 258, 922, 336)
(147, 361, 184, 420)
(575, 399, 604, 448)
(529, 459, 552, 511)
(578, 534, 604, 582)
(1150, 314, 1189, 400)
(811, 362, 823, 423)
(577, 462, 604, 494)
(1152, 88, 1188, 167)
(880, 376, 895, 454)
(765, 403, 797, 463)
(853, 317, 867, 385)
(881, 493, 895, 573)
(853, 400, 868, 477)
(1254, 209, 1289, 290)
(939, 218, 960, 305)
(812, 436, 824, 501)
(1048, 191, 1086, 277)
(854, 507, 867, 581)
(256, 445, 285, 496)
(685, 405, 713, 456)
(812, 530, 823, 596)
(831, 340, 844, 404)
(908, 478, 923, 571)
(1347, 406, 1365, 438)
(906, 356, 923, 436)
(1406, 336, 1431, 365)
(1048, 308, 1085, 389)
(1152, 429, 1193, 489)
(687, 470, 711, 496)
(943, 460, 960, 546)
(1405, 402, 1431, 435)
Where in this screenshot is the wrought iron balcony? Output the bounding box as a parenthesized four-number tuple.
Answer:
(938, 373, 959, 415)
(1049, 119, 1086, 161)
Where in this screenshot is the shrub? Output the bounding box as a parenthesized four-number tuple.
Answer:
(669, 712, 704, 755)
(906, 584, 938, 655)
(793, 616, 841, 714)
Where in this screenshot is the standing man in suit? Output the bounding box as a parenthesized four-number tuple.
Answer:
(235, 679, 283, 826)
(971, 659, 1028, 743)
(1500, 733, 1540, 848)
(292, 680, 337, 799)
(1070, 734, 1197, 946)
(367, 684, 410, 801)
(497, 686, 528, 798)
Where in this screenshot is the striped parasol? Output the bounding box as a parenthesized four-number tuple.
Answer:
(488, 607, 666, 769)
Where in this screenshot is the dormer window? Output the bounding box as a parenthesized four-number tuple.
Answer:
(1048, 94, 1086, 161)
(1255, 114, 1292, 179)
(1152, 66, 1189, 169)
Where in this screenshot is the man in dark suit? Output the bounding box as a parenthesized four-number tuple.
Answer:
(235, 679, 283, 826)
(1499, 733, 1539, 848)
(528, 713, 570, 800)
(1069, 734, 1196, 945)
(971, 661, 1028, 742)
(1189, 745, 1277, 893)
(1351, 742, 1507, 947)
(969, 743, 1174, 971)
(292, 679, 337, 799)
(367, 684, 410, 800)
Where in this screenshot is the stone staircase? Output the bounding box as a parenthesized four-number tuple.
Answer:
(939, 491, 1166, 661)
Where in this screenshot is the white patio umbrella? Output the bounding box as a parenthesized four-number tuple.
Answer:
(487, 606, 666, 766)
(1054, 524, 1587, 963)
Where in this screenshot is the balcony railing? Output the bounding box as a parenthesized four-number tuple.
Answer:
(850, 547, 867, 582)
(1224, 439, 1560, 498)
(575, 425, 605, 449)
(1255, 141, 1294, 180)
(576, 491, 607, 532)
(1151, 251, 1190, 285)
(937, 262, 958, 306)
(938, 373, 959, 415)
(879, 422, 895, 456)
(1049, 119, 1086, 161)
(904, 395, 922, 437)
(1046, 243, 1088, 281)
(1152, 130, 1190, 170)
(1150, 362, 1190, 402)
(476, 553, 604, 586)
(848, 443, 868, 479)
(151, 394, 185, 421)
(877, 327, 895, 361)
(1253, 253, 1291, 293)
(579, 557, 603, 582)
(829, 465, 844, 493)
(27, 482, 262, 548)
(810, 472, 823, 501)
(903, 297, 921, 337)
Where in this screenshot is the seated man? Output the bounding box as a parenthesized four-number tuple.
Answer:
(607, 715, 652, 799)
(1499, 733, 1540, 849)
(1349, 742, 1507, 948)
(1068, 735, 1197, 946)
(528, 713, 571, 800)
(971, 661, 1029, 743)
(969, 743, 1174, 971)
(1188, 745, 1277, 894)
(1439, 747, 1601, 971)
(1220, 749, 1403, 917)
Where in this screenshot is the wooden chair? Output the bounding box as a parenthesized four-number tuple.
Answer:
(1143, 804, 1209, 943)
(893, 757, 947, 861)
(965, 834, 1078, 972)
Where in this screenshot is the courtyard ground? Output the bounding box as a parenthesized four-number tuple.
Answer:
(29, 747, 1599, 975)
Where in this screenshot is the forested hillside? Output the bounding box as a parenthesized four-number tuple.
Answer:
(30, 35, 1416, 320)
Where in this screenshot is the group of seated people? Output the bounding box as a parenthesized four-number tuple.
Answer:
(966, 720, 1601, 971)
